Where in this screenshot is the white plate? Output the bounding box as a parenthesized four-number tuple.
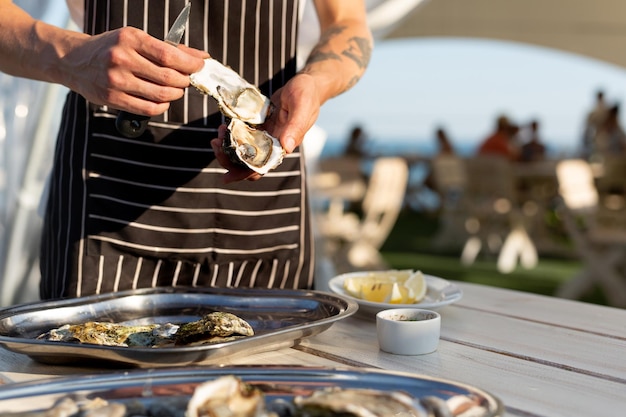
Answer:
(328, 272, 463, 314)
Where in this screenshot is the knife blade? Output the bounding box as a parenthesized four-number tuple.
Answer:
(115, 3, 192, 138)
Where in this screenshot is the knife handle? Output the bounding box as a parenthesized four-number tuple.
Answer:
(115, 111, 150, 138)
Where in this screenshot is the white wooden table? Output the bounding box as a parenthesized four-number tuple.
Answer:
(1, 282, 625, 416)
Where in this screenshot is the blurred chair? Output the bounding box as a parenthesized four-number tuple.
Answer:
(317, 157, 409, 273)
(555, 159, 626, 307)
(460, 155, 537, 273)
(430, 155, 469, 248)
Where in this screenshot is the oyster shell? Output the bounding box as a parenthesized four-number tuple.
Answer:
(187, 375, 277, 417)
(37, 312, 254, 348)
(190, 58, 271, 125)
(293, 387, 428, 417)
(224, 118, 284, 175)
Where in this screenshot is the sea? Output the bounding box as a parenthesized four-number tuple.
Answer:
(319, 137, 578, 160)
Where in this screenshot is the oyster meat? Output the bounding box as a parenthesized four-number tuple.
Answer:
(187, 375, 277, 417)
(224, 118, 284, 175)
(293, 387, 429, 417)
(190, 58, 271, 125)
(37, 312, 254, 348)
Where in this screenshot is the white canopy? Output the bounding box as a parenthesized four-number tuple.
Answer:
(370, 0, 626, 70)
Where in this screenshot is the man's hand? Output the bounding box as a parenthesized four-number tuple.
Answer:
(211, 73, 322, 183)
(264, 72, 322, 154)
(61, 27, 207, 115)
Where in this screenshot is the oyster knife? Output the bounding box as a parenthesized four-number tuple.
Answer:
(115, 3, 192, 138)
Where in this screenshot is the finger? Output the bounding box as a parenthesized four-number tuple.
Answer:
(118, 28, 204, 76)
(177, 44, 211, 61)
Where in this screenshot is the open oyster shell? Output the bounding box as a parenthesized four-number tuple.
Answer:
(187, 376, 277, 417)
(224, 118, 285, 175)
(293, 387, 429, 417)
(190, 58, 271, 125)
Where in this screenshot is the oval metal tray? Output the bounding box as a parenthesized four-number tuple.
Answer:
(0, 287, 357, 367)
(0, 366, 503, 416)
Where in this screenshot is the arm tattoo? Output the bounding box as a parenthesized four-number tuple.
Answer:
(343, 36, 372, 69)
(304, 24, 372, 93)
(306, 24, 372, 70)
(306, 25, 346, 65)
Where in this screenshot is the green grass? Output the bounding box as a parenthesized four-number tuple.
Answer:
(378, 210, 608, 305)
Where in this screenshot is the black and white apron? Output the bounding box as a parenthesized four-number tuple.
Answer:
(39, 0, 314, 299)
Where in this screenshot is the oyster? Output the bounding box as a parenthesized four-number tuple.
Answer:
(293, 387, 428, 417)
(189, 57, 285, 174)
(224, 118, 284, 175)
(37, 312, 254, 348)
(174, 311, 255, 346)
(187, 375, 277, 417)
(37, 322, 172, 347)
(190, 58, 271, 125)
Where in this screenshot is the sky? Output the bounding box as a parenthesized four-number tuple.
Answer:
(315, 37, 626, 156)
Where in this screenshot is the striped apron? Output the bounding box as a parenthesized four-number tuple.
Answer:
(39, 0, 314, 299)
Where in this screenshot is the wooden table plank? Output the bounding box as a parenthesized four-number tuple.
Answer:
(454, 282, 626, 336)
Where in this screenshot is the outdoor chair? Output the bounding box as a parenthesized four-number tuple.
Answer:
(430, 155, 469, 249)
(555, 159, 626, 307)
(316, 157, 409, 274)
(460, 155, 537, 273)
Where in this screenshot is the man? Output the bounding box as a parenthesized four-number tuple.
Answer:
(0, 0, 373, 299)
(477, 115, 519, 161)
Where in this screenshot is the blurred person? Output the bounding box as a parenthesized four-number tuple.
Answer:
(519, 120, 546, 163)
(595, 103, 626, 156)
(0, 0, 373, 299)
(477, 115, 520, 161)
(581, 89, 608, 159)
(424, 126, 457, 191)
(344, 124, 369, 157)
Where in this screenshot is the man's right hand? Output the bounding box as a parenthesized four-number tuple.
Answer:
(60, 27, 207, 115)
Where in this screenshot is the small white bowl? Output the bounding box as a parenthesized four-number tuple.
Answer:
(376, 308, 441, 355)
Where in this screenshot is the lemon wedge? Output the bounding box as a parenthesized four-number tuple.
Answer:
(342, 270, 427, 304)
(403, 271, 427, 303)
(360, 281, 394, 303)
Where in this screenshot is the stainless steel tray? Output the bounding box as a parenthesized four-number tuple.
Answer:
(0, 366, 503, 416)
(0, 287, 357, 367)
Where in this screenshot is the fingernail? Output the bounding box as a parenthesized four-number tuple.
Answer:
(284, 136, 296, 153)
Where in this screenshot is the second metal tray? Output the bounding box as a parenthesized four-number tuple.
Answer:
(0, 287, 357, 367)
(0, 366, 503, 416)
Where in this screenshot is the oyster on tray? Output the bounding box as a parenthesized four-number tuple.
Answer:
(294, 387, 429, 417)
(37, 312, 254, 348)
(190, 58, 285, 175)
(187, 375, 277, 417)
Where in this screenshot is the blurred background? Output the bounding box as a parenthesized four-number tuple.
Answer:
(3, 0, 626, 307)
